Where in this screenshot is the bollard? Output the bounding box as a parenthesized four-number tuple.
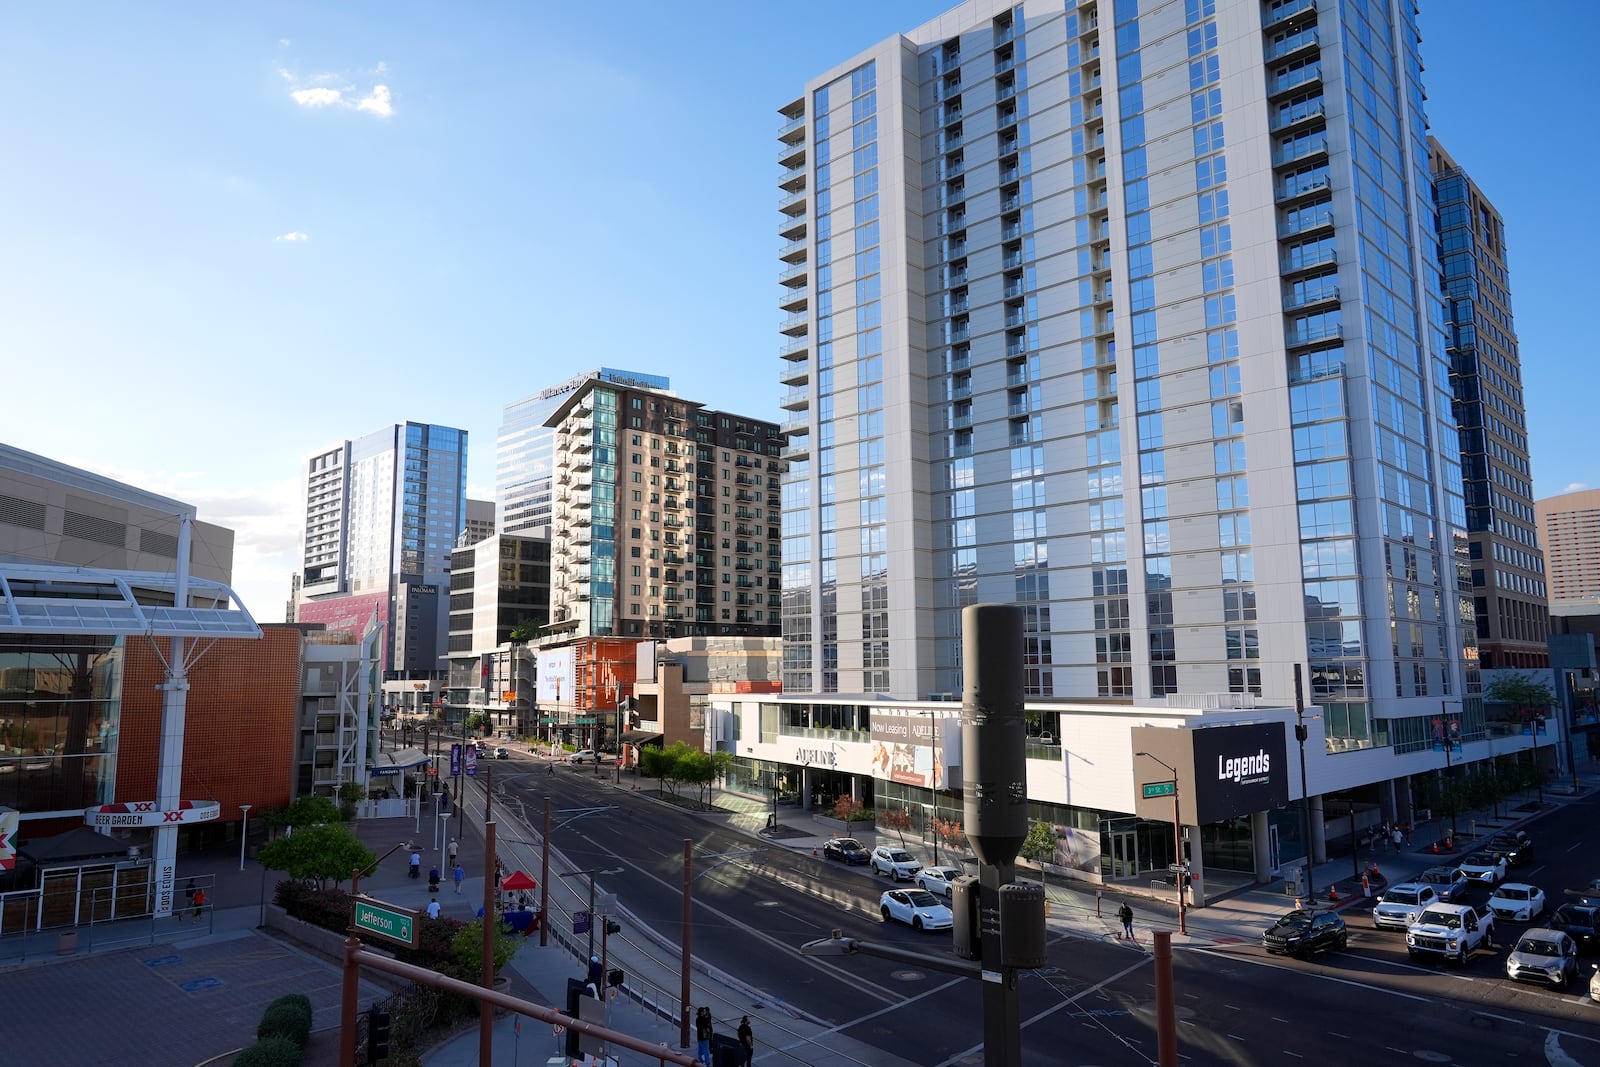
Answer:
(1096, 889, 1103, 918)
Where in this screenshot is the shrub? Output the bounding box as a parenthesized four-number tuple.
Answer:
(257, 993, 313, 1049)
(232, 1035, 303, 1067)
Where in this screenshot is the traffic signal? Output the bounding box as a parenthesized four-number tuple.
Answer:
(607, 968, 625, 988)
(604, 919, 621, 936)
(367, 1008, 392, 1063)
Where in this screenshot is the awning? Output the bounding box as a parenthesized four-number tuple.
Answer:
(619, 729, 664, 745)
(368, 747, 432, 776)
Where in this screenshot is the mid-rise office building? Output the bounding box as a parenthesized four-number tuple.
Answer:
(443, 530, 551, 734)
(1430, 138, 1546, 670)
(1537, 488, 1600, 617)
(777, 0, 1475, 744)
(497, 369, 669, 535)
(544, 380, 784, 641)
(296, 422, 468, 676)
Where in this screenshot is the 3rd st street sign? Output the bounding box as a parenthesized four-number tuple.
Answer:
(354, 897, 417, 947)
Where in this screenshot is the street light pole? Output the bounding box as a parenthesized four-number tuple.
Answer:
(1293, 665, 1316, 905)
(238, 804, 252, 872)
(1135, 751, 1186, 935)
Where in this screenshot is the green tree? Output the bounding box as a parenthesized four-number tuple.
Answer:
(1020, 820, 1059, 896)
(257, 822, 375, 889)
(337, 781, 368, 821)
(709, 751, 732, 801)
(639, 745, 672, 795)
(670, 746, 714, 807)
(284, 794, 343, 827)
(1485, 673, 1555, 804)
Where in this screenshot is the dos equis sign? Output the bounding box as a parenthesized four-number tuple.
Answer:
(1190, 722, 1289, 825)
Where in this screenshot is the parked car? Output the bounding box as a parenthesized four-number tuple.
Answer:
(822, 838, 871, 865)
(568, 749, 605, 764)
(1505, 929, 1581, 989)
(1262, 909, 1348, 958)
(871, 846, 923, 881)
(1592, 963, 1600, 1003)
(1486, 830, 1534, 867)
(1417, 865, 1470, 903)
(1487, 883, 1547, 923)
(1458, 850, 1508, 886)
(493, 746, 510, 760)
(915, 865, 965, 898)
(1372, 883, 1437, 930)
(880, 888, 953, 931)
(1547, 903, 1600, 954)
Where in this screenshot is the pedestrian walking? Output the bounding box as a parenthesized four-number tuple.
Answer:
(587, 955, 603, 987)
(452, 863, 465, 894)
(409, 851, 422, 879)
(183, 878, 197, 921)
(191, 886, 206, 923)
(1117, 901, 1134, 941)
(447, 838, 459, 866)
(1391, 826, 1403, 852)
(426, 897, 441, 920)
(737, 1015, 755, 1066)
(428, 866, 440, 892)
(695, 1007, 714, 1066)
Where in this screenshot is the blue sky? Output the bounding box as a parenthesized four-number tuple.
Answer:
(1, 1, 1592, 622)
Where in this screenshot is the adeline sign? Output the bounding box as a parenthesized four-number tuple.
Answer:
(84, 800, 222, 829)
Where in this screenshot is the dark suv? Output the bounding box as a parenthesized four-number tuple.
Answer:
(822, 837, 871, 865)
(1486, 830, 1534, 867)
(1263, 908, 1348, 959)
(1547, 903, 1600, 954)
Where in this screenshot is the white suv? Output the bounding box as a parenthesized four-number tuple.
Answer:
(1372, 882, 1437, 930)
(870, 846, 922, 882)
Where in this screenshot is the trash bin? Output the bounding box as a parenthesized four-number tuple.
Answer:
(710, 1032, 743, 1067)
(57, 931, 79, 955)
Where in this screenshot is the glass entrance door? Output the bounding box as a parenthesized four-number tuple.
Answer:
(1108, 831, 1140, 878)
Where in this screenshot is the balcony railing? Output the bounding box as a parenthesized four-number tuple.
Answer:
(1265, 28, 1319, 63)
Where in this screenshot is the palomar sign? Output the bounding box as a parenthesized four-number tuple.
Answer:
(1189, 723, 1288, 825)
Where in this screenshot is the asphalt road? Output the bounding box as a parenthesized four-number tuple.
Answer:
(493, 753, 1600, 1066)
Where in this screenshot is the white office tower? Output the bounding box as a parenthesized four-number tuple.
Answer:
(777, 0, 1477, 743)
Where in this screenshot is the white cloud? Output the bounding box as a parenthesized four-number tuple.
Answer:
(357, 85, 394, 118)
(274, 232, 309, 242)
(279, 38, 291, 47)
(1562, 482, 1589, 494)
(290, 87, 344, 108)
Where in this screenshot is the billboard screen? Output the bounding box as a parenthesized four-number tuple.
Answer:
(868, 713, 955, 789)
(636, 640, 657, 683)
(1190, 722, 1290, 825)
(536, 648, 577, 705)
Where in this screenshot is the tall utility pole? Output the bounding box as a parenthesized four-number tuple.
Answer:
(1135, 751, 1185, 935)
(1293, 664, 1316, 904)
(680, 839, 692, 1052)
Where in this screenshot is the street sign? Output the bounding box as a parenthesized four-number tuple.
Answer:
(1142, 780, 1176, 799)
(354, 897, 417, 947)
(573, 909, 592, 935)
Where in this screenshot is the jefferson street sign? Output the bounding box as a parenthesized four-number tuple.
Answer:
(1141, 780, 1176, 799)
(354, 897, 417, 947)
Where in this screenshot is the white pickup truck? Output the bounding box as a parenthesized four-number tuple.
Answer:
(1406, 903, 1495, 964)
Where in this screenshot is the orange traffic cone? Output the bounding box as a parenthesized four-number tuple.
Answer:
(1326, 885, 1338, 902)
(1430, 841, 1439, 854)
(1362, 874, 1371, 897)
(813, 847, 819, 857)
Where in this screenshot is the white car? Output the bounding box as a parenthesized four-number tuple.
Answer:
(870, 846, 922, 881)
(1458, 850, 1508, 886)
(568, 749, 599, 764)
(915, 865, 965, 898)
(880, 888, 953, 931)
(1487, 883, 1545, 923)
(1590, 964, 1600, 1003)
(1372, 883, 1437, 930)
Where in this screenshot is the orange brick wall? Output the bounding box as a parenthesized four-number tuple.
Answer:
(118, 624, 302, 824)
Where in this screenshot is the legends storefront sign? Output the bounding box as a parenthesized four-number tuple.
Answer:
(1190, 722, 1289, 825)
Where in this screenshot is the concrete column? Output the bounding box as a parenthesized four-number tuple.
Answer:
(1393, 776, 1414, 828)
(851, 776, 861, 804)
(1379, 779, 1397, 826)
(1310, 794, 1327, 864)
(1250, 810, 1271, 885)
(801, 766, 812, 811)
(1185, 826, 1208, 907)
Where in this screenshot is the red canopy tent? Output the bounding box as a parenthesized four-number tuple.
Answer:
(501, 870, 538, 891)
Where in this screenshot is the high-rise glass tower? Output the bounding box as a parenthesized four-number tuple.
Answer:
(779, 0, 1477, 740)
(497, 368, 669, 535)
(298, 421, 467, 674)
(1429, 138, 1546, 671)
